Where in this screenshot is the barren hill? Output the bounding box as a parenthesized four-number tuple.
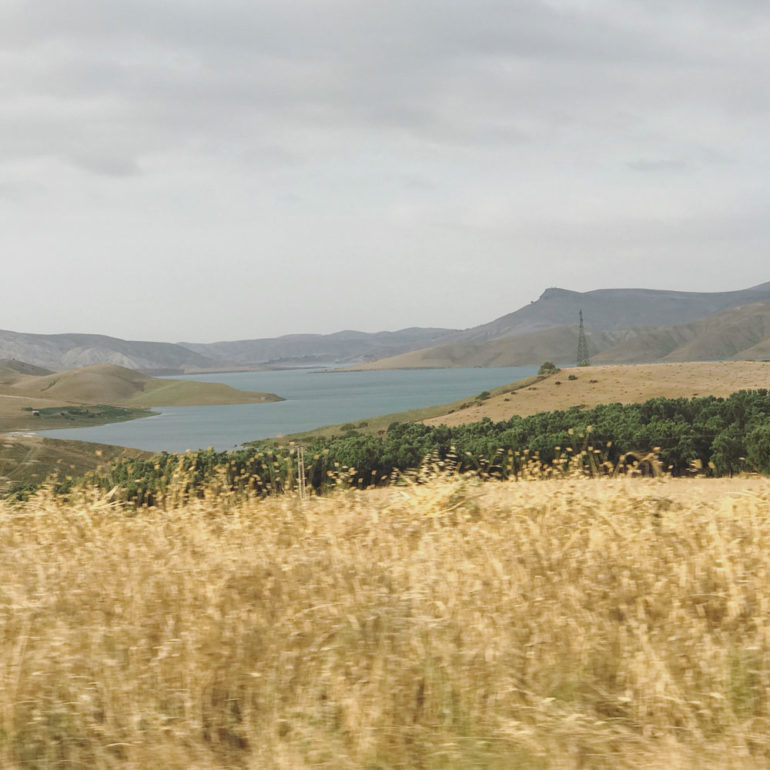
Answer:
(594, 302, 770, 363)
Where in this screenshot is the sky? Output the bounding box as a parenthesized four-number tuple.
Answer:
(1, 0, 769, 343)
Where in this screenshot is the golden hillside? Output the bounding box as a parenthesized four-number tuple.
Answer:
(423, 360, 770, 427)
(0, 363, 282, 432)
(11, 364, 154, 403)
(9, 363, 282, 406)
(0, 358, 53, 384)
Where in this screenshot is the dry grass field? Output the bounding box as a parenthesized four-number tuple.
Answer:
(424, 361, 770, 427)
(3, 474, 770, 768)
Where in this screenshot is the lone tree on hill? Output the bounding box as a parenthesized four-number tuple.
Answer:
(538, 361, 558, 375)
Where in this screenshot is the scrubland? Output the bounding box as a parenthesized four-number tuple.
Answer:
(3, 475, 770, 768)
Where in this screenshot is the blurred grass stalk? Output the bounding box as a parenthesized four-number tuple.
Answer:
(2, 474, 770, 768)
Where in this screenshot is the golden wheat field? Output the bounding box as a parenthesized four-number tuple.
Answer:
(2, 476, 770, 768)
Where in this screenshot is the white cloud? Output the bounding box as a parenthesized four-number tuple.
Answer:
(0, 1, 769, 339)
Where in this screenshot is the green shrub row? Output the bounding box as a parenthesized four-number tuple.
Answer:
(34, 390, 770, 505)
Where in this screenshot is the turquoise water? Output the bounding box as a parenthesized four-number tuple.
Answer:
(37, 366, 538, 452)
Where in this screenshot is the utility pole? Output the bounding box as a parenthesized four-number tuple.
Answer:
(577, 309, 590, 367)
(296, 444, 306, 500)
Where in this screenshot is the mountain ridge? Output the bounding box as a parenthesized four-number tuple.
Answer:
(178, 327, 460, 368)
(461, 281, 770, 343)
(3, 281, 770, 372)
(594, 301, 770, 364)
(0, 330, 214, 373)
(350, 300, 770, 370)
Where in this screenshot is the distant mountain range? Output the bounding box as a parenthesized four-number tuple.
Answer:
(0, 327, 459, 373)
(2, 281, 770, 372)
(351, 282, 770, 369)
(179, 327, 459, 369)
(460, 282, 770, 342)
(0, 330, 213, 373)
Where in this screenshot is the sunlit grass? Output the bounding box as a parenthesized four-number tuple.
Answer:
(2, 475, 770, 768)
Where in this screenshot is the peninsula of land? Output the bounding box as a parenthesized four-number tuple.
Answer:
(0, 361, 283, 433)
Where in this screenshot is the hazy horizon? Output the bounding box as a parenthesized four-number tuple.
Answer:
(3, 2, 770, 342)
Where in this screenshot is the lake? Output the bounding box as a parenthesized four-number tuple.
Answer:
(37, 366, 538, 452)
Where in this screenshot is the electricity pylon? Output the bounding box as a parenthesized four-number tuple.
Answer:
(577, 309, 590, 367)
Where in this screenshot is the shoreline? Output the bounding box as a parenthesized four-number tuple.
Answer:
(0, 405, 158, 435)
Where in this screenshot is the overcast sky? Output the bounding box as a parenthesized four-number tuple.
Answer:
(1, 1, 769, 342)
